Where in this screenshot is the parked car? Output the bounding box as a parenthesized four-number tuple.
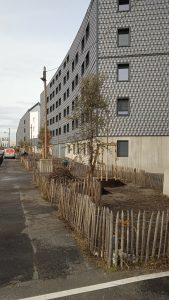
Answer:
(4, 148, 15, 159)
(0, 150, 4, 165)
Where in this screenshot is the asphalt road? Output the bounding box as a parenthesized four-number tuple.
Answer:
(0, 159, 169, 300)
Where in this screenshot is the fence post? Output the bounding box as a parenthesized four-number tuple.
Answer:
(145, 212, 154, 263)
(126, 210, 130, 261)
(136, 210, 141, 263)
(163, 210, 169, 257)
(158, 211, 164, 259)
(114, 211, 119, 268)
(152, 211, 160, 258)
(120, 211, 124, 269)
(130, 210, 134, 257)
(108, 211, 113, 268)
(141, 211, 146, 262)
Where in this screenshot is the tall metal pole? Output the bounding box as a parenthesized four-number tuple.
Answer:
(106, 110, 109, 181)
(41, 66, 47, 159)
(8, 128, 10, 148)
(30, 124, 32, 153)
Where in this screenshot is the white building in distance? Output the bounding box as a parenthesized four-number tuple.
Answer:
(16, 102, 40, 151)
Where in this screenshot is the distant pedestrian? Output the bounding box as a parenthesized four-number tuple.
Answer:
(63, 159, 69, 168)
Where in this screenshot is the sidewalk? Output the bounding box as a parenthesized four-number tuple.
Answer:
(0, 160, 153, 300)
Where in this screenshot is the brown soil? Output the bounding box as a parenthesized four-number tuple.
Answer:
(101, 182, 169, 213)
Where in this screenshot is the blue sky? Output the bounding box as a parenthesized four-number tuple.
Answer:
(0, 0, 91, 143)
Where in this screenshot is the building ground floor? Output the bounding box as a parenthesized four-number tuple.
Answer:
(51, 136, 169, 174)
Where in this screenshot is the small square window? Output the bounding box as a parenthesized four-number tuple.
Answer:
(59, 83, 61, 91)
(67, 88, 69, 98)
(72, 80, 75, 91)
(64, 92, 66, 101)
(56, 115, 58, 122)
(72, 61, 75, 72)
(86, 52, 90, 68)
(67, 71, 69, 80)
(56, 101, 58, 108)
(59, 70, 61, 76)
(117, 63, 129, 81)
(56, 87, 58, 95)
(64, 125, 66, 133)
(72, 101, 75, 111)
(56, 128, 58, 136)
(118, 0, 129, 12)
(118, 28, 129, 46)
(81, 62, 85, 75)
(56, 74, 58, 81)
(67, 106, 69, 115)
(86, 23, 90, 41)
(81, 36, 85, 52)
(117, 98, 129, 116)
(59, 98, 61, 105)
(72, 120, 74, 130)
(75, 52, 79, 65)
(77, 143, 80, 154)
(67, 123, 69, 133)
(59, 127, 61, 135)
(75, 74, 78, 86)
(63, 76, 66, 85)
(59, 112, 61, 120)
(117, 140, 128, 157)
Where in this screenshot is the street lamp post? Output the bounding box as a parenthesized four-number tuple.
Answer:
(40, 66, 47, 159)
(8, 128, 10, 148)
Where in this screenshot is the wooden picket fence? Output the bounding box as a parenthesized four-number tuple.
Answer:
(58, 184, 169, 269)
(112, 165, 164, 191)
(32, 168, 169, 269)
(21, 156, 36, 170)
(21, 156, 163, 191)
(33, 168, 102, 206)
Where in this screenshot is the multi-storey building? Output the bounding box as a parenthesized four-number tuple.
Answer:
(0, 137, 9, 148)
(40, 0, 169, 173)
(16, 102, 40, 151)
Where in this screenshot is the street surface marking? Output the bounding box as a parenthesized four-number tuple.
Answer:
(18, 271, 169, 300)
(20, 192, 39, 280)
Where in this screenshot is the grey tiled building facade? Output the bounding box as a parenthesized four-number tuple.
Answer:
(40, 0, 169, 173)
(98, 0, 168, 137)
